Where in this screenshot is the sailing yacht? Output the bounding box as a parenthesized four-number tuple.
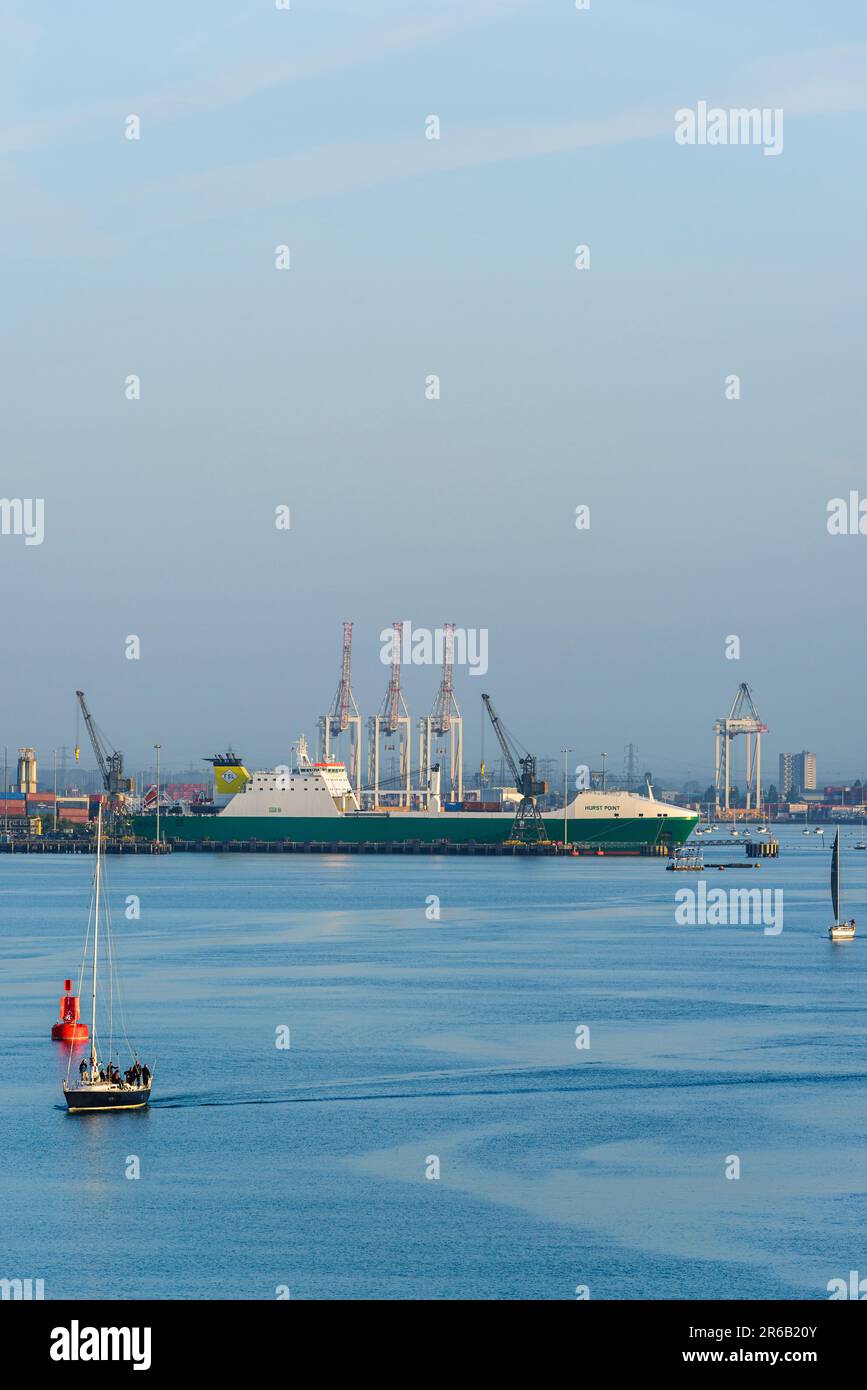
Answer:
(62, 807, 155, 1112)
(828, 829, 856, 941)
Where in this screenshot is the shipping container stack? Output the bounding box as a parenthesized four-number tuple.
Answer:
(0, 796, 27, 834)
(1, 793, 95, 830)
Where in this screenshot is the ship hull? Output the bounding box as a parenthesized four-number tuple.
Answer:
(63, 1084, 151, 1113)
(131, 812, 696, 849)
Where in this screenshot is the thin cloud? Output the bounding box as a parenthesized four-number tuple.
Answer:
(732, 43, 867, 117)
(119, 108, 670, 229)
(117, 45, 867, 230)
(0, 0, 529, 156)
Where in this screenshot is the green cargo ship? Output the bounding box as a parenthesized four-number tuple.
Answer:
(131, 750, 697, 851)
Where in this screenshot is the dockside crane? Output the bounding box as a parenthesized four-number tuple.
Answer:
(75, 690, 127, 799)
(318, 621, 362, 793)
(481, 693, 550, 844)
(713, 682, 767, 816)
(418, 623, 463, 802)
(368, 621, 411, 808)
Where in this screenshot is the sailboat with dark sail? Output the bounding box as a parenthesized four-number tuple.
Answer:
(62, 806, 155, 1112)
(828, 829, 856, 942)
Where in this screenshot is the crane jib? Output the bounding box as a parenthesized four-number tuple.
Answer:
(481, 692, 550, 845)
(75, 690, 126, 797)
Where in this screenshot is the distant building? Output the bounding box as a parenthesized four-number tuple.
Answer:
(165, 782, 208, 803)
(659, 788, 690, 807)
(779, 751, 817, 799)
(16, 747, 37, 794)
(822, 786, 865, 808)
(778, 754, 793, 797)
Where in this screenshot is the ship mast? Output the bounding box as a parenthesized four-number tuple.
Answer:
(90, 804, 102, 1077)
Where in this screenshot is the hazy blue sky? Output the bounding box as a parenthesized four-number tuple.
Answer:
(2, 1, 866, 785)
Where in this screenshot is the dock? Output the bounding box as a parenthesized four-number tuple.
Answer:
(0, 837, 171, 855)
(134, 838, 603, 856)
(745, 839, 779, 857)
(142, 838, 687, 857)
(0, 831, 782, 859)
(0, 835, 676, 857)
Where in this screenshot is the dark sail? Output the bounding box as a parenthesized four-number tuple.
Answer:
(831, 830, 840, 922)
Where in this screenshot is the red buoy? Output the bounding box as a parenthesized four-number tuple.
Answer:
(51, 979, 89, 1042)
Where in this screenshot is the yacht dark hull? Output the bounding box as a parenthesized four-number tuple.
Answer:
(63, 1084, 151, 1113)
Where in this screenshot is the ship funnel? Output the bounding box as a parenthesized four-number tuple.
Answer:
(208, 754, 251, 796)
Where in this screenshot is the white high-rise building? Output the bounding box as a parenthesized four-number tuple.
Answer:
(779, 751, 816, 798)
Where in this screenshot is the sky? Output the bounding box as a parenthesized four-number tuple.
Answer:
(1, 0, 866, 787)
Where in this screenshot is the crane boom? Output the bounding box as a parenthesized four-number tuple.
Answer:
(75, 690, 125, 796)
(481, 693, 521, 789)
(76, 690, 110, 788)
(481, 693, 550, 844)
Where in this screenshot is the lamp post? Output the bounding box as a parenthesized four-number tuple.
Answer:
(154, 744, 161, 846)
(562, 748, 572, 847)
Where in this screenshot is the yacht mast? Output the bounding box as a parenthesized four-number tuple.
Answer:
(90, 804, 102, 1076)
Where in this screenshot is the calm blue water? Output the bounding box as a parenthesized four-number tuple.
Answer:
(3, 827, 866, 1300)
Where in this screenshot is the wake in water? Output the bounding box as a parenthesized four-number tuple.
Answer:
(151, 1061, 856, 1110)
(154, 1061, 568, 1108)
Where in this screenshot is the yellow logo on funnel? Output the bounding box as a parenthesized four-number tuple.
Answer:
(214, 763, 250, 794)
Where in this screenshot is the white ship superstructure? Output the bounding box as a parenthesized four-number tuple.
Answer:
(220, 737, 360, 818)
(220, 761, 691, 828)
